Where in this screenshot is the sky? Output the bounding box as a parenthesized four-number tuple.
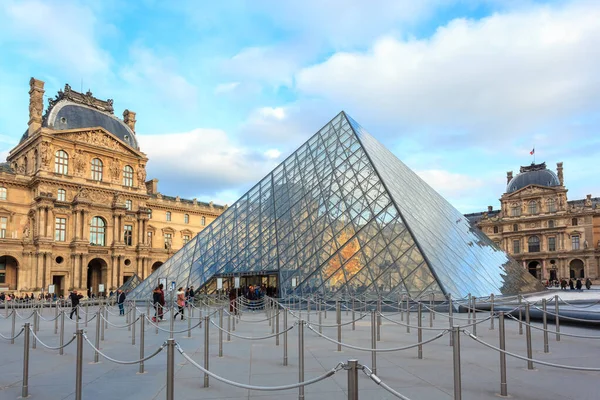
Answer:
(0, 0, 599, 213)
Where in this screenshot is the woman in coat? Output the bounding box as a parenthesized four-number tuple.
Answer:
(173, 287, 186, 320)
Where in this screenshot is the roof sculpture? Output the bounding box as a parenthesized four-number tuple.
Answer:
(129, 112, 543, 300)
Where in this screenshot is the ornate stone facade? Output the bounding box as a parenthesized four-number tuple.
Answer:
(466, 162, 600, 282)
(0, 78, 226, 297)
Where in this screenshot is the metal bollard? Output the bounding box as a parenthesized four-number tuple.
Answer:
(525, 303, 534, 370)
(94, 310, 101, 363)
(406, 297, 410, 334)
(85, 301, 89, 327)
(75, 329, 83, 400)
(55, 304, 59, 334)
(377, 296, 382, 330)
(472, 297, 477, 337)
(283, 309, 288, 366)
(166, 338, 175, 400)
(542, 298, 549, 353)
(146, 302, 150, 326)
(347, 359, 359, 400)
(138, 313, 146, 374)
(188, 306, 192, 338)
(32, 311, 37, 349)
(11, 311, 16, 345)
(371, 310, 377, 375)
(431, 292, 435, 320)
(169, 307, 175, 339)
(272, 303, 276, 334)
(219, 308, 223, 357)
(204, 315, 210, 387)
(232, 305, 235, 332)
(101, 307, 105, 341)
(324, 300, 327, 319)
(490, 293, 495, 330)
(400, 295, 404, 321)
(60, 311, 65, 355)
(499, 312, 507, 397)
(429, 298, 433, 328)
(298, 320, 305, 400)
(448, 295, 453, 346)
(276, 306, 280, 346)
(4, 298, 6, 317)
(307, 298, 311, 323)
(227, 312, 231, 341)
(518, 295, 523, 335)
(318, 303, 323, 334)
(132, 307, 137, 346)
(104, 305, 108, 330)
(352, 299, 356, 331)
(417, 303, 423, 359)
(452, 325, 462, 400)
(555, 295, 560, 341)
(22, 323, 30, 398)
(336, 301, 342, 351)
(467, 294, 472, 325)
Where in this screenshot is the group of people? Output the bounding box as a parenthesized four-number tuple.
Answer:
(0, 292, 63, 302)
(553, 278, 593, 291)
(151, 284, 195, 322)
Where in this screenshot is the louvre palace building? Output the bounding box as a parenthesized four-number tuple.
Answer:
(466, 162, 600, 282)
(0, 78, 225, 297)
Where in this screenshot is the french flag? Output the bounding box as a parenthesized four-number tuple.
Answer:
(530, 148, 535, 155)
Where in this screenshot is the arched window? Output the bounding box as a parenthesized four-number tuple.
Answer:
(513, 224, 518, 232)
(572, 218, 578, 226)
(123, 165, 134, 187)
(166, 211, 171, 222)
(548, 220, 554, 228)
(201, 216, 206, 226)
(528, 200, 537, 215)
(511, 206, 521, 217)
(125, 200, 132, 211)
(54, 150, 68, 174)
(528, 236, 540, 253)
(90, 217, 106, 246)
(57, 189, 66, 202)
(184, 214, 189, 224)
(91, 158, 103, 181)
(0, 187, 6, 200)
(547, 198, 556, 213)
(33, 150, 38, 173)
(493, 226, 499, 234)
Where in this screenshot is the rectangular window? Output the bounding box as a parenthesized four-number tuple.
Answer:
(183, 235, 190, 245)
(0, 261, 5, 283)
(124, 225, 133, 246)
(57, 189, 66, 202)
(126, 200, 132, 211)
(55, 217, 66, 241)
(513, 239, 520, 254)
(572, 235, 580, 250)
(164, 233, 172, 249)
(548, 237, 556, 252)
(0, 216, 7, 239)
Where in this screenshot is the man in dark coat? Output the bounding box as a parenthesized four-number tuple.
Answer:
(117, 289, 126, 315)
(69, 290, 83, 320)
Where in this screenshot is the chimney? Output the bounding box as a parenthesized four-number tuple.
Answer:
(145, 178, 158, 194)
(506, 171, 513, 185)
(487, 205, 493, 212)
(557, 162, 564, 186)
(123, 109, 137, 132)
(28, 78, 45, 136)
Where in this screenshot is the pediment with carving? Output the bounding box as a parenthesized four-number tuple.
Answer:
(53, 128, 143, 158)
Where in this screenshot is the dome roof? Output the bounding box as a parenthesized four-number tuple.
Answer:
(506, 163, 560, 193)
(44, 102, 139, 150)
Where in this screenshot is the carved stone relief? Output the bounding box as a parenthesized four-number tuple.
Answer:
(40, 141, 52, 168)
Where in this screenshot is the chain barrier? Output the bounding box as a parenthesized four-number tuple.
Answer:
(209, 318, 295, 340)
(0, 326, 24, 341)
(144, 314, 203, 333)
(529, 304, 600, 323)
(82, 333, 167, 365)
(175, 341, 341, 391)
(361, 365, 412, 400)
(29, 327, 77, 350)
(505, 314, 600, 339)
(100, 313, 141, 328)
(464, 329, 600, 371)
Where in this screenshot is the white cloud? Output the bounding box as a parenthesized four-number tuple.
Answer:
(214, 82, 240, 94)
(264, 149, 281, 159)
(120, 46, 198, 110)
(138, 128, 279, 200)
(296, 2, 600, 147)
(416, 169, 484, 197)
(222, 46, 300, 88)
(0, 0, 110, 76)
(257, 107, 286, 121)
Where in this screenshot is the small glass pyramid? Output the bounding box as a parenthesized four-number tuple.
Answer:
(129, 112, 543, 300)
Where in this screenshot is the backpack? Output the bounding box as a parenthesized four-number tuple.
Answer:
(153, 291, 160, 304)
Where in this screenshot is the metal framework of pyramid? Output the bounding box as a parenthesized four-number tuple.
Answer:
(129, 112, 543, 300)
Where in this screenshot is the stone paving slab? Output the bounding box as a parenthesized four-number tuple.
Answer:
(0, 304, 599, 399)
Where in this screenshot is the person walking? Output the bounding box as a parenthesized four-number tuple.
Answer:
(152, 286, 162, 322)
(173, 287, 186, 320)
(585, 278, 592, 290)
(117, 289, 126, 316)
(576, 278, 583, 292)
(69, 290, 83, 320)
(158, 284, 166, 321)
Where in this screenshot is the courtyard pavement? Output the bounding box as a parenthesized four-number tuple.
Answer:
(0, 300, 599, 400)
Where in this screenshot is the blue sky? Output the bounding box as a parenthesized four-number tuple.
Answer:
(0, 0, 599, 213)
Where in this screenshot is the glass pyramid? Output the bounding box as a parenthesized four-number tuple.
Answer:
(129, 112, 543, 300)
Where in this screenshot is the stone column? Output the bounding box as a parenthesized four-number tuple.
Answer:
(111, 256, 117, 289)
(82, 211, 89, 242)
(112, 215, 118, 245)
